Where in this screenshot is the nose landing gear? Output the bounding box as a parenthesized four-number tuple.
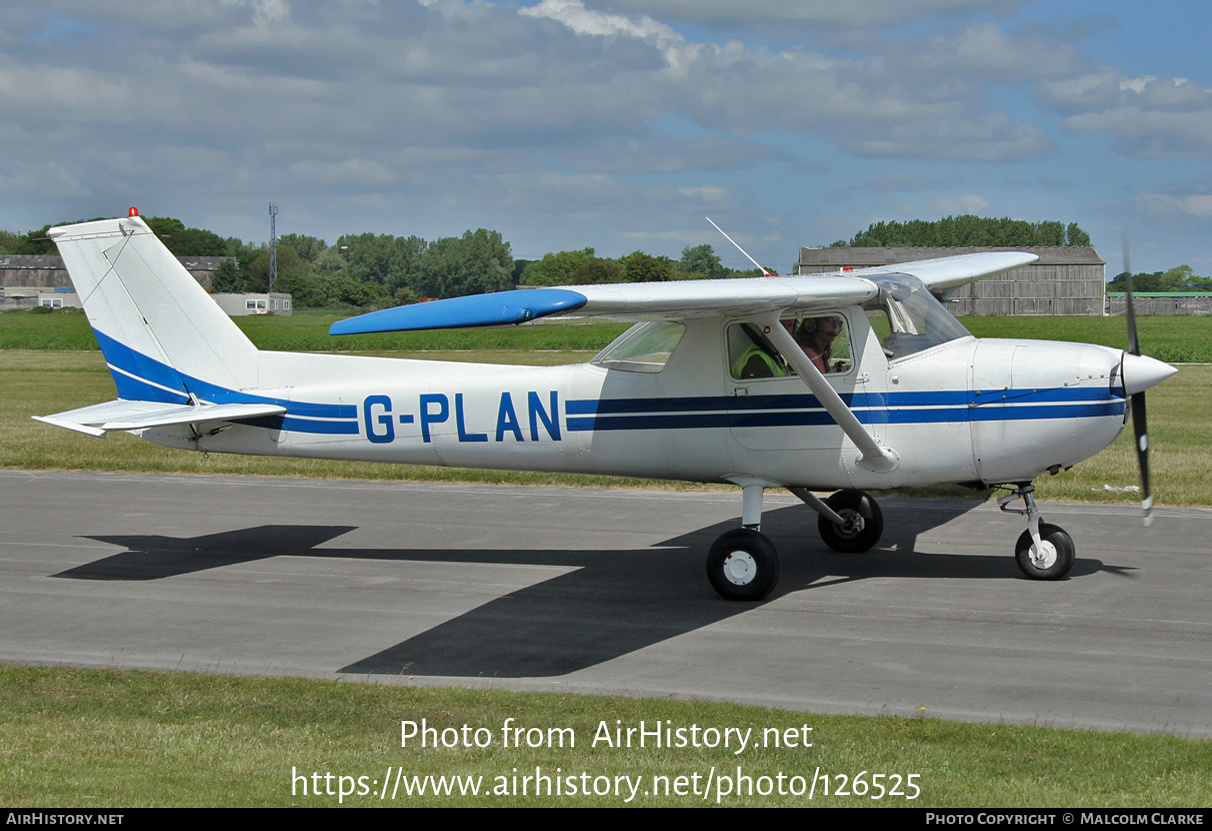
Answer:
(997, 484, 1075, 580)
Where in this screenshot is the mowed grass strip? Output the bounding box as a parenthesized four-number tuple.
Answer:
(5, 308, 1210, 362)
(0, 308, 631, 353)
(2, 664, 1209, 808)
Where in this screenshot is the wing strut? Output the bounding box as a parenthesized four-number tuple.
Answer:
(758, 312, 900, 474)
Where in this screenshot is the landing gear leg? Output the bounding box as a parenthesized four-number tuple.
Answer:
(707, 482, 779, 601)
(997, 484, 1075, 580)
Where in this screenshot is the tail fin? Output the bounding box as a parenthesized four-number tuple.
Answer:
(47, 215, 260, 403)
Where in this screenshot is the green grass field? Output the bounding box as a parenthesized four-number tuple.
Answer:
(4, 665, 1209, 808)
(0, 308, 632, 353)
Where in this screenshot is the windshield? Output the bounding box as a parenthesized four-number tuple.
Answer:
(864, 274, 972, 360)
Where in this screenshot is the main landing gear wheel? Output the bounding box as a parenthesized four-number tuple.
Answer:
(818, 489, 884, 553)
(1015, 523, 1075, 580)
(707, 529, 779, 602)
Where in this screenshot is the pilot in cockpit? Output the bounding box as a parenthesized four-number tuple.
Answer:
(793, 315, 842, 374)
(731, 315, 847, 379)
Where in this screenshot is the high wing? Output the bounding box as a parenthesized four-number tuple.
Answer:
(34, 400, 287, 438)
(330, 251, 1038, 335)
(330, 276, 875, 334)
(849, 251, 1038, 293)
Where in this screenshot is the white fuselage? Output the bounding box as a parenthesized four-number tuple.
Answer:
(144, 310, 1130, 491)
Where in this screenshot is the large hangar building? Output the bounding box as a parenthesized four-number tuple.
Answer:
(798, 246, 1106, 316)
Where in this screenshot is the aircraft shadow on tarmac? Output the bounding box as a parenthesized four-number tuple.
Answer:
(53, 500, 1123, 678)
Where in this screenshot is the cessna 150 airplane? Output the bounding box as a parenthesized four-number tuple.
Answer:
(36, 211, 1176, 600)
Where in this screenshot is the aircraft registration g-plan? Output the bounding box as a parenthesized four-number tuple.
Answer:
(36, 210, 1176, 600)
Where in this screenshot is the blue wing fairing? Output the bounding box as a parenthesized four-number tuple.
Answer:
(329, 288, 589, 335)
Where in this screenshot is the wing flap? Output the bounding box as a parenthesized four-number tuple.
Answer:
(34, 400, 288, 436)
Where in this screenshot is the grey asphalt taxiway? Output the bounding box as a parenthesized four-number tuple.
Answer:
(2, 469, 1209, 737)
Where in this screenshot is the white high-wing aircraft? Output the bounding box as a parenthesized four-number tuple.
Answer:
(36, 212, 1176, 600)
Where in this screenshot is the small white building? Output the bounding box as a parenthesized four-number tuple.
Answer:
(211, 292, 293, 316)
(38, 288, 83, 309)
(0, 286, 82, 310)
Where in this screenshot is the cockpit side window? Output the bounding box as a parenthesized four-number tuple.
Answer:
(728, 313, 853, 380)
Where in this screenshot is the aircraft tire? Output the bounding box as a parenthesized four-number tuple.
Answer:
(818, 489, 883, 553)
(707, 529, 779, 601)
(1015, 523, 1075, 580)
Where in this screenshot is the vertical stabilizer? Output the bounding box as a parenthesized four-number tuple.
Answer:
(47, 216, 261, 402)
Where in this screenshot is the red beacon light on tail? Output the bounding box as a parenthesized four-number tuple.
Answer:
(128, 207, 139, 217)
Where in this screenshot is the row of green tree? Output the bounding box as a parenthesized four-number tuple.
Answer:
(228, 235, 756, 308)
(1, 216, 759, 309)
(1108, 265, 1212, 292)
(1, 217, 234, 257)
(837, 216, 1092, 248)
(515, 244, 760, 286)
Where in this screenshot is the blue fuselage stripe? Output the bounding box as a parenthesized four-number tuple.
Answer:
(93, 329, 359, 434)
(564, 390, 1125, 432)
(565, 387, 1119, 416)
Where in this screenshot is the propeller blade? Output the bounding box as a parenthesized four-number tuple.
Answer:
(1131, 392, 1152, 526)
(1121, 233, 1154, 525)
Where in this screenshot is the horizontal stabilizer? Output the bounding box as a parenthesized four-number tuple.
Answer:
(330, 288, 588, 335)
(34, 400, 288, 437)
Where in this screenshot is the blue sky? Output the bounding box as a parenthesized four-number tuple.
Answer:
(3, 0, 1212, 276)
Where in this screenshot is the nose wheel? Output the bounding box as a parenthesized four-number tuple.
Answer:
(1014, 523, 1074, 580)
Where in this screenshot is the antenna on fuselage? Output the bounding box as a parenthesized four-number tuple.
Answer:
(705, 217, 777, 277)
